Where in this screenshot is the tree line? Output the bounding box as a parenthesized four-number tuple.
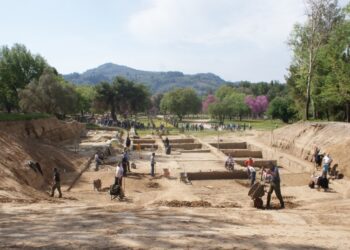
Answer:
(0, 44, 150, 119)
(0, 43, 290, 123)
(287, 0, 350, 122)
(3, 1, 350, 127)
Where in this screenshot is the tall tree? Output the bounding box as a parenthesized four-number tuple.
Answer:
(19, 69, 78, 117)
(245, 95, 269, 118)
(160, 88, 201, 120)
(94, 81, 119, 121)
(321, 6, 350, 122)
(208, 102, 227, 124)
(0, 44, 48, 112)
(224, 92, 249, 121)
(94, 77, 150, 120)
(288, 0, 342, 119)
(215, 85, 235, 101)
(75, 85, 96, 116)
(202, 94, 216, 113)
(268, 97, 297, 123)
(113, 77, 150, 117)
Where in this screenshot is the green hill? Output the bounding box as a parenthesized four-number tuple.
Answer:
(63, 63, 228, 94)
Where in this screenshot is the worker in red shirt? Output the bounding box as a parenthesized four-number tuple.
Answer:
(244, 157, 254, 167)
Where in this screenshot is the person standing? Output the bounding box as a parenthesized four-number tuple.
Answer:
(165, 137, 170, 147)
(115, 163, 124, 186)
(126, 135, 131, 149)
(244, 157, 254, 168)
(266, 164, 284, 209)
(94, 153, 102, 171)
(50, 168, 62, 198)
(150, 152, 156, 177)
(313, 146, 321, 170)
(123, 149, 131, 173)
(247, 165, 256, 186)
(322, 153, 332, 177)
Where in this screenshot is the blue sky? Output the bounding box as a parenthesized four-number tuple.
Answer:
(0, 0, 348, 82)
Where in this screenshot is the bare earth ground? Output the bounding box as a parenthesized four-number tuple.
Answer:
(1, 130, 350, 249)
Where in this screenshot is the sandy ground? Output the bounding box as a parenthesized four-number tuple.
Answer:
(1, 130, 350, 249)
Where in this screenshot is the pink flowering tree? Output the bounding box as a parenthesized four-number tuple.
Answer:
(202, 94, 216, 113)
(245, 95, 269, 117)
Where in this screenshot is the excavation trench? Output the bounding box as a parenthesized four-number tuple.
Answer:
(210, 142, 247, 149)
(132, 144, 158, 150)
(171, 143, 203, 150)
(221, 149, 263, 158)
(166, 138, 195, 144)
(184, 170, 248, 181)
(132, 139, 156, 144)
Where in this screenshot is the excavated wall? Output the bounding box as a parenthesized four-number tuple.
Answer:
(0, 117, 85, 142)
(168, 138, 195, 144)
(0, 118, 87, 201)
(133, 139, 156, 144)
(221, 149, 263, 158)
(257, 122, 350, 176)
(186, 170, 248, 180)
(171, 143, 202, 150)
(210, 142, 247, 149)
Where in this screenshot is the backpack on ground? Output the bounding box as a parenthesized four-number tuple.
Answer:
(308, 180, 315, 189)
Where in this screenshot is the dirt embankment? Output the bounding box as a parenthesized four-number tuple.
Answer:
(0, 118, 86, 201)
(0, 117, 85, 142)
(258, 122, 350, 176)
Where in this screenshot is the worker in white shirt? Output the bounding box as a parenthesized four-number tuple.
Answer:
(322, 153, 332, 177)
(247, 165, 256, 186)
(225, 154, 235, 170)
(115, 163, 124, 186)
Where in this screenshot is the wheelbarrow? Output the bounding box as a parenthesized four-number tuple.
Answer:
(248, 182, 265, 209)
(109, 184, 125, 201)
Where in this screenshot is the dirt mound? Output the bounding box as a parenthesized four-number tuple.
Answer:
(0, 118, 88, 202)
(0, 131, 87, 201)
(0, 117, 85, 142)
(146, 182, 160, 188)
(155, 200, 241, 208)
(269, 201, 299, 209)
(156, 200, 212, 207)
(258, 122, 350, 176)
(272, 196, 295, 201)
(214, 202, 241, 208)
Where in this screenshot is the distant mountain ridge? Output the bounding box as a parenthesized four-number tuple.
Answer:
(63, 63, 228, 94)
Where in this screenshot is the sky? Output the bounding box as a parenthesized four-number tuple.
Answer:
(0, 0, 348, 82)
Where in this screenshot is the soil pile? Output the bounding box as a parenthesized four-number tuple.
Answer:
(0, 117, 85, 143)
(0, 118, 87, 201)
(146, 182, 160, 188)
(156, 200, 212, 207)
(258, 122, 350, 176)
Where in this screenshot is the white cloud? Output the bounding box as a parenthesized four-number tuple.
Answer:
(128, 0, 306, 47)
(126, 0, 348, 82)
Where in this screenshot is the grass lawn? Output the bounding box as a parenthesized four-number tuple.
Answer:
(208, 119, 287, 131)
(0, 113, 51, 121)
(183, 129, 234, 138)
(136, 128, 180, 137)
(137, 116, 175, 129)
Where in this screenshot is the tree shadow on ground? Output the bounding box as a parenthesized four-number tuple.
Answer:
(0, 206, 329, 250)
